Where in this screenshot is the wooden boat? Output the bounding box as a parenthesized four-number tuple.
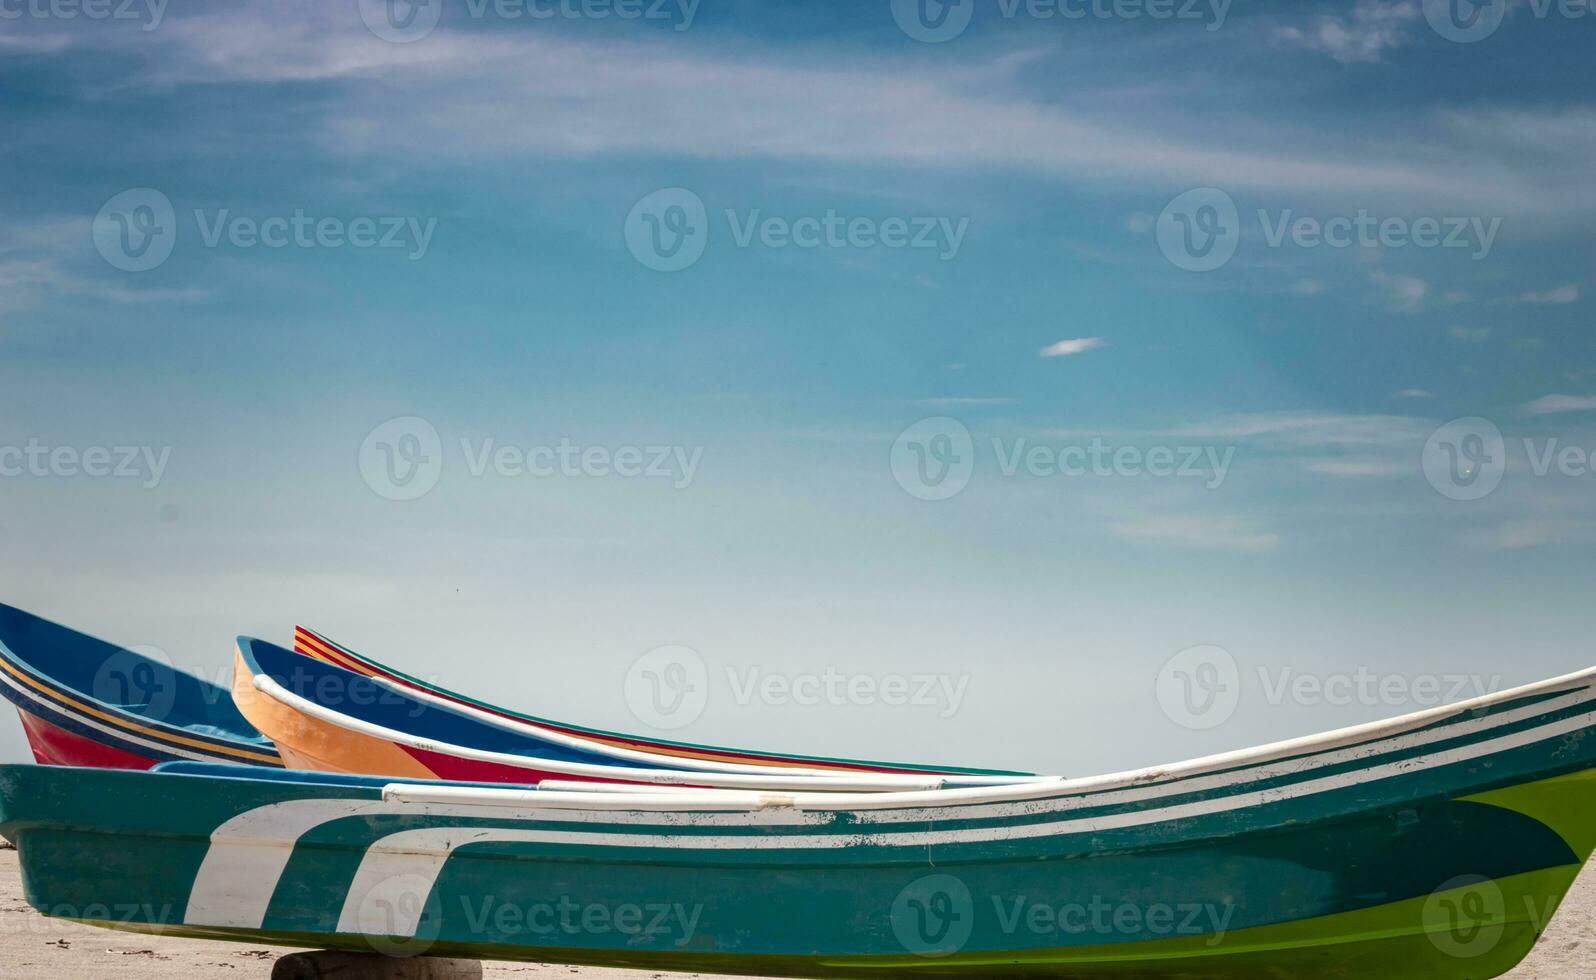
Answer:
(0, 603, 279, 770)
(292, 624, 1012, 777)
(238, 635, 1034, 790)
(6, 663, 1596, 978)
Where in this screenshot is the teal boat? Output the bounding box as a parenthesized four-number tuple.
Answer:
(5, 664, 1596, 978)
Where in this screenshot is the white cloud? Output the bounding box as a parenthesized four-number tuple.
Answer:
(1520, 284, 1580, 305)
(23, 2, 1561, 217)
(0, 219, 208, 314)
(1393, 388, 1433, 399)
(914, 397, 1017, 407)
(1449, 326, 1491, 344)
(1172, 411, 1431, 449)
(1109, 516, 1278, 553)
(1302, 460, 1408, 478)
(1471, 521, 1561, 551)
(1276, 0, 1421, 64)
(1291, 279, 1326, 296)
(1521, 394, 1596, 416)
(1370, 270, 1427, 313)
(1039, 337, 1105, 358)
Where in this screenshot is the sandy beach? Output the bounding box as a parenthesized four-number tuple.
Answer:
(0, 846, 1590, 979)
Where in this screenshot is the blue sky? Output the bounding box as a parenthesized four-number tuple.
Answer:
(1, 0, 1593, 773)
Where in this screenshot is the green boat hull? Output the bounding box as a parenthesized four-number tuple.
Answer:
(5, 668, 1596, 977)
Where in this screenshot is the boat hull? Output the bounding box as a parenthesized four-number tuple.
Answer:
(15, 708, 161, 769)
(5, 664, 1596, 978)
(233, 639, 1022, 790)
(0, 604, 281, 770)
(292, 625, 1027, 778)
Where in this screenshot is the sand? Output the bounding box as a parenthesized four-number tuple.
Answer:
(0, 846, 1592, 978)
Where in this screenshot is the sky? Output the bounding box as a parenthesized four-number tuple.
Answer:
(0, 0, 1593, 775)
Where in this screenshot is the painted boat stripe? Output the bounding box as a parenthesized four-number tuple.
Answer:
(344, 663, 1024, 784)
(0, 664, 277, 765)
(253, 673, 967, 792)
(295, 627, 956, 775)
(255, 662, 1596, 815)
(187, 705, 1596, 933)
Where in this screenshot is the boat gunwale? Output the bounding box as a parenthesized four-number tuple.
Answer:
(0, 609, 277, 764)
(241, 630, 1596, 814)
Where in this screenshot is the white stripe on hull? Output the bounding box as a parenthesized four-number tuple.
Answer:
(187, 705, 1596, 933)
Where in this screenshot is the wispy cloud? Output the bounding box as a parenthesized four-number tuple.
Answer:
(1039, 337, 1105, 358)
(1276, 0, 1421, 64)
(1172, 411, 1431, 449)
(1394, 388, 1434, 399)
(23, 2, 1572, 217)
(1302, 459, 1409, 478)
(1370, 270, 1427, 313)
(1520, 284, 1581, 305)
(1449, 326, 1491, 345)
(1109, 516, 1278, 553)
(914, 397, 1017, 407)
(1521, 394, 1596, 416)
